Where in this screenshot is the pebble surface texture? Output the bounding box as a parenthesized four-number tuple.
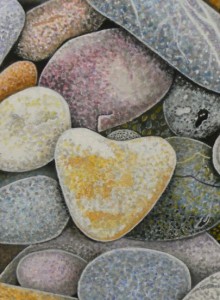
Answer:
(78, 248, 191, 300)
(0, 0, 25, 66)
(40, 28, 174, 132)
(128, 137, 220, 240)
(0, 176, 69, 245)
(0, 87, 71, 172)
(183, 272, 220, 300)
(88, 0, 220, 93)
(55, 128, 176, 242)
(163, 76, 220, 139)
(17, 250, 86, 296)
(0, 61, 37, 102)
(0, 283, 76, 300)
(213, 135, 220, 175)
(107, 129, 141, 141)
(16, 0, 105, 61)
(1, 227, 219, 287)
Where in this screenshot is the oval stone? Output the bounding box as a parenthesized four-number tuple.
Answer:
(0, 61, 37, 102)
(17, 250, 86, 296)
(0, 176, 69, 244)
(0, 87, 71, 172)
(163, 76, 220, 139)
(107, 129, 141, 141)
(55, 128, 176, 242)
(16, 0, 105, 61)
(78, 248, 191, 300)
(39, 28, 174, 132)
(0, 0, 25, 66)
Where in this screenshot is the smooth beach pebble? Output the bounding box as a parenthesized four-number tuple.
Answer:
(88, 0, 220, 93)
(107, 129, 141, 141)
(39, 28, 174, 132)
(0, 61, 37, 102)
(55, 128, 176, 242)
(78, 248, 191, 300)
(1, 227, 219, 288)
(0, 176, 69, 245)
(0, 0, 25, 66)
(163, 76, 220, 139)
(16, 0, 105, 61)
(17, 250, 86, 296)
(128, 137, 220, 241)
(0, 283, 76, 300)
(0, 87, 71, 172)
(183, 272, 220, 300)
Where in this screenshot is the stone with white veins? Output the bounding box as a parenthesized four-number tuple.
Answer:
(0, 87, 71, 172)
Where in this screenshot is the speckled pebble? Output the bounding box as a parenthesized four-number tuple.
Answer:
(0, 61, 37, 102)
(17, 0, 105, 61)
(0, 87, 71, 172)
(40, 28, 173, 131)
(0, 176, 69, 245)
(183, 272, 220, 300)
(107, 129, 141, 141)
(0, 0, 25, 66)
(163, 76, 220, 139)
(78, 248, 191, 300)
(128, 137, 220, 240)
(0, 283, 76, 300)
(88, 0, 220, 93)
(17, 249, 86, 296)
(55, 128, 176, 242)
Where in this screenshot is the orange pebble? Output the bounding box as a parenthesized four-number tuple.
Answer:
(0, 61, 37, 102)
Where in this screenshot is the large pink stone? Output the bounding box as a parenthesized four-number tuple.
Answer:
(39, 29, 173, 132)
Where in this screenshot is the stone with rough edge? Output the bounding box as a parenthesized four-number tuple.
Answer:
(16, 0, 105, 61)
(163, 75, 220, 139)
(0, 176, 69, 245)
(1, 226, 219, 287)
(107, 129, 141, 141)
(128, 137, 220, 241)
(0, 87, 71, 172)
(78, 248, 191, 300)
(17, 249, 86, 296)
(183, 272, 220, 300)
(55, 128, 176, 242)
(39, 28, 174, 132)
(0, 283, 76, 300)
(0, 0, 25, 67)
(87, 0, 220, 93)
(0, 61, 37, 102)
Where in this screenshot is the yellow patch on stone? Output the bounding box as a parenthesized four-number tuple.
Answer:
(0, 283, 74, 300)
(0, 61, 37, 102)
(55, 128, 176, 242)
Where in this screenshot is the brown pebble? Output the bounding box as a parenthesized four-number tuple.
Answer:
(0, 61, 37, 102)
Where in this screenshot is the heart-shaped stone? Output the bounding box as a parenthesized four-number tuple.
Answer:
(55, 128, 176, 242)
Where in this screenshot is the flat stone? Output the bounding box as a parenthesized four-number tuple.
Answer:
(87, 0, 220, 93)
(1, 227, 219, 287)
(183, 272, 220, 300)
(17, 249, 86, 296)
(0, 61, 37, 102)
(128, 137, 220, 240)
(78, 248, 191, 300)
(107, 129, 141, 141)
(0, 283, 76, 300)
(0, 0, 25, 66)
(0, 87, 71, 172)
(16, 0, 105, 61)
(55, 128, 176, 241)
(163, 76, 220, 139)
(0, 176, 69, 244)
(39, 28, 173, 132)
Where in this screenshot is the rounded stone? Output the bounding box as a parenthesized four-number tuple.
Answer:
(78, 248, 191, 300)
(39, 28, 173, 132)
(0, 86, 71, 172)
(17, 250, 86, 296)
(0, 176, 69, 245)
(0, 61, 37, 102)
(16, 0, 105, 61)
(107, 129, 141, 141)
